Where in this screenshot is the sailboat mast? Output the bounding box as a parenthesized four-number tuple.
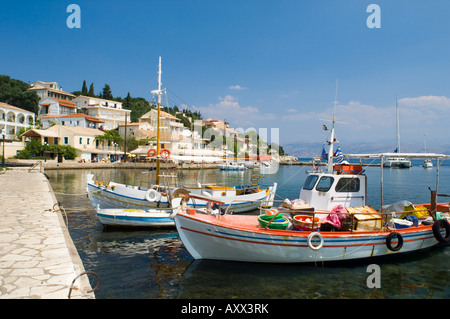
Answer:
(156, 57, 162, 184)
(396, 95, 400, 153)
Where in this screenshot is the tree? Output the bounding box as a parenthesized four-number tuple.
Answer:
(88, 83, 95, 97)
(81, 80, 88, 95)
(101, 84, 113, 100)
(0, 75, 40, 115)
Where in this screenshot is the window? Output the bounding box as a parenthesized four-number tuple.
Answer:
(79, 137, 82, 144)
(303, 175, 319, 190)
(64, 137, 68, 144)
(335, 178, 360, 193)
(87, 138, 90, 145)
(315, 176, 334, 192)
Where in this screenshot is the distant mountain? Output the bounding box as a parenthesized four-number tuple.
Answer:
(283, 142, 450, 158)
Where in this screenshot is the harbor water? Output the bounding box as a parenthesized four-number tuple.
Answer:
(46, 161, 450, 299)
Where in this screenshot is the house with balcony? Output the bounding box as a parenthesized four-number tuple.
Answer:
(28, 81, 75, 101)
(0, 102, 36, 159)
(73, 95, 131, 130)
(40, 113, 105, 130)
(37, 97, 78, 121)
(21, 125, 108, 162)
(0, 102, 36, 139)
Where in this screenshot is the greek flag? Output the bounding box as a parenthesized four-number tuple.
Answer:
(334, 147, 344, 163)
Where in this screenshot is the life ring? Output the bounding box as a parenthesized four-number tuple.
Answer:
(386, 232, 403, 251)
(145, 189, 161, 202)
(432, 219, 450, 244)
(307, 232, 324, 250)
(160, 149, 171, 158)
(147, 149, 157, 157)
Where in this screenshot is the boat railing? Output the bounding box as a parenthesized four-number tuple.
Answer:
(214, 198, 436, 232)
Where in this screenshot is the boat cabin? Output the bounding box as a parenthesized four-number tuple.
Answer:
(299, 168, 366, 211)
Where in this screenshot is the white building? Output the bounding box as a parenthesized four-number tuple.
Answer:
(28, 81, 75, 101)
(74, 95, 131, 130)
(40, 113, 105, 130)
(21, 125, 109, 162)
(37, 97, 78, 121)
(0, 102, 35, 140)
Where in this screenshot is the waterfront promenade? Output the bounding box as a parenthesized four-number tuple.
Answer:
(0, 168, 94, 299)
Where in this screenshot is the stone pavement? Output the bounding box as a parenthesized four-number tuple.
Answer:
(0, 169, 94, 299)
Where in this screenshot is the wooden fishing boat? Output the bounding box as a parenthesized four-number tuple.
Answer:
(87, 57, 277, 216)
(172, 114, 450, 263)
(96, 208, 174, 227)
(172, 204, 450, 263)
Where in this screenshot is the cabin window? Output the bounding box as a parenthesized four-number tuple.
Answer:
(335, 178, 360, 193)
(315, 176, 334, 192)
(303, 175, 319, 190)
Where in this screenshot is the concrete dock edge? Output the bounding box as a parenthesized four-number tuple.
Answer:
(0, 169, 95, 299)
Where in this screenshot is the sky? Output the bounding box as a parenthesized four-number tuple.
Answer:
(2, 0, 450, 149)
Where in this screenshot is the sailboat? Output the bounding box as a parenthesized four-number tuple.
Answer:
(87, 57, 277, 219)
(423, 135, 433, 168)
(384, 96, 411, 168)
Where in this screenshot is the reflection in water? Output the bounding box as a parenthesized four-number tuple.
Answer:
(46, 166, 450, 299)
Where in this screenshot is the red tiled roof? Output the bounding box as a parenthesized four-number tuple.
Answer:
(52, 98, 77, 108)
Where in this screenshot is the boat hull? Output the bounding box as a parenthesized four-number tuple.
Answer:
(87, 180, 277, 213)
(174, 212, 440, 263)
(97, 208, 174, 227)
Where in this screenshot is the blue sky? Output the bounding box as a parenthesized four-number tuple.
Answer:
(2, 1, 450, 148)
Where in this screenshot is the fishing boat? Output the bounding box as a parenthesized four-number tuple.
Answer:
(384, 96, 411, 168)
(218, 163, 245, 171)
(96, 208, 175, 227)
(87, 57, 277, 215)
(172, 114, 450, 263)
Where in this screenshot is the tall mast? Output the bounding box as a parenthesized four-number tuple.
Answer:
(151, 56, 163, 184)
(395, 95, 400, 153)
(327, 80, 338, 173)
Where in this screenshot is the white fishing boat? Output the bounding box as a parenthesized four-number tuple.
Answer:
(96, 208, 175, 227)
(172, 110, 450, 263)
(88, 57, 277, 217)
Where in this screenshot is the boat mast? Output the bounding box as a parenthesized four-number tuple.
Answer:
(151, 56, 163, 185)
(395, 95, 400, 153)
(327, 80, 338, 173)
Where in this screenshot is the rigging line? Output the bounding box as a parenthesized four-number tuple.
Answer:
(166, 88, 192, 108)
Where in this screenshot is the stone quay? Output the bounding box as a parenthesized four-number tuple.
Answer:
(0, 168, 94, 299)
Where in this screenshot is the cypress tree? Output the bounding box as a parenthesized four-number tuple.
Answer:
(81, 80, 88, 95)
(88, 83, 95, 97)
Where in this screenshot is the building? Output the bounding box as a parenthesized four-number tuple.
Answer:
(0, 102, 36, 159)
(203, 118, 240, 139)
(74, 95, 131, 130)
(21, 125, 109, 162)
(40, 113, 104, 130)
(37, 97, 78, 121)
(28, 81, 75, 101)
(0, 102, 36, 140)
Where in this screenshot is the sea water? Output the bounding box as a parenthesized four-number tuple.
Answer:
(46, 161, 450, 299)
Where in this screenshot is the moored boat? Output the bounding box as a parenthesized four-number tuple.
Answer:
(172, 113, 450, 263)
(172, 205, 450, 263)
(87, 57, 277, 215)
